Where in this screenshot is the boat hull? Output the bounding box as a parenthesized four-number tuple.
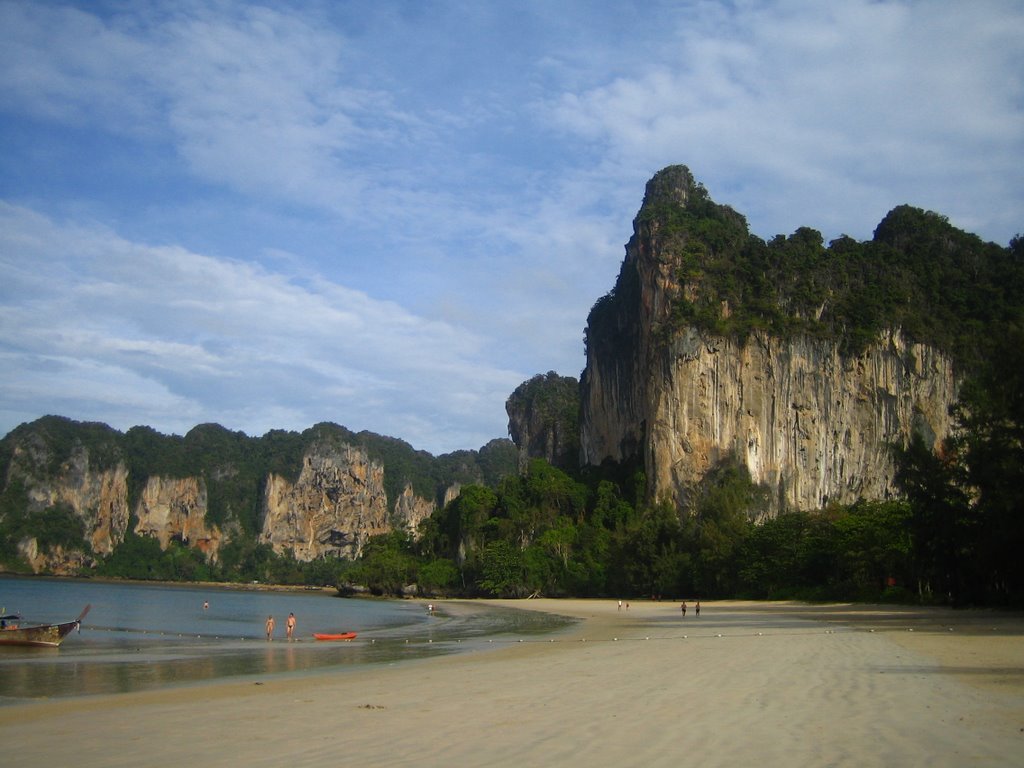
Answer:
(0, 605, 90, 648)
(312, 632, 357, 641)
(0, 619, 81, 648)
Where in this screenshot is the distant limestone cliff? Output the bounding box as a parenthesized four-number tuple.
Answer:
(580, 165, 977, 513)
(260, 441, 391, 561)
(0, 417, 515, 575)
(4, 424, 131, 574)
(505, 372, 580, 473)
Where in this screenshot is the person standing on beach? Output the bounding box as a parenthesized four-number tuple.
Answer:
(266, 615, 275, 641)
(681, 601, 687, 617)
(286, 612, 296, 640)
(695, 600, 701, 616)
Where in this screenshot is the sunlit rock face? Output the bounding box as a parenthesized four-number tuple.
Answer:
(393, 483, 436, 537)
(134, 475, 222, 561)
(6, 435, 130, 563)
(580, 166, 958, 513)
(17, 539, 92, 576)
(259, 441, 391, 561)
(1, 420, 444, 572)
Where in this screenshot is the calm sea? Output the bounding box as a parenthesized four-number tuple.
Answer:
(0, 576, 573, 704)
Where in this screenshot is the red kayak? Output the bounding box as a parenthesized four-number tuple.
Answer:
(312, 632, 357, 641)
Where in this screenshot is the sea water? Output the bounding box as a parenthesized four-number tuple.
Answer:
(0, 576, 574, 703)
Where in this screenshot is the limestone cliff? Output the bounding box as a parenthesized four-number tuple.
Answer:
(16, 540, 92, 576)
(393, 483, 436, 537)
(581, 167, 960, 513)
(259, 441, 392, 560)
(2, 418, 458, 573)
(1, 418, 485, 574)
(443, 483, 462, 508)
(506, 372, 580, 472)
(4, 429, 130, 562)
(134, 476, 223, 562)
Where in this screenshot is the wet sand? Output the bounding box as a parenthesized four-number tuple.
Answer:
(2, 599, 1022, 766)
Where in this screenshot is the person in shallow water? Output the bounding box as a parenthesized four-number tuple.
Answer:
(286, 612, 296, 640)
(265, 615, 275, 640)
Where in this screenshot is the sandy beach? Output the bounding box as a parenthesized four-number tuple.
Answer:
(2, 599, 1022, 767)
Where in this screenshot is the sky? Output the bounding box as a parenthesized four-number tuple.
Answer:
(1, 1, 1021, 455)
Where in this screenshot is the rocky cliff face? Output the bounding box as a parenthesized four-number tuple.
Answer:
(506, 372, 580, 472)
(134, 476, 223, 561)
(6, 434, 130, 559)
(260, 441, 393, 560)
(17, 540, 92, 576)
(393, 483, 436, 536)
(1, 420, 444, 573)
(581, 167, 959, 513)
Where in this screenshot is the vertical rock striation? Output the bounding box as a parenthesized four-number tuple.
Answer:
(259, 441, 391, 560)
(393, 483, 436, 537)
(9, 436, 130, 559)
(642, 328, 955, 511)
(1, 419, 445, 572)
(581, 166, 959, 513)
(134, 476, 222, 561)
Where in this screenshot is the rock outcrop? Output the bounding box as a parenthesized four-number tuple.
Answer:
(1, 418, 450, 573)
(6, 434, 130, 557)
(442, 483, 462, 508)
(393, 483, 436, 537)
(134, 476, 222, 562)
(16, 540, 92, 576)
(506, 372, 580, 472)
(259, 441, 391, 560)
(580, 167, 960, 513)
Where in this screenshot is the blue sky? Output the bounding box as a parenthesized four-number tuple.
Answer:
(1, 1, 1021, 455)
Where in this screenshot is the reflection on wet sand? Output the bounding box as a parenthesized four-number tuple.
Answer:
(1, 607, 574, 702)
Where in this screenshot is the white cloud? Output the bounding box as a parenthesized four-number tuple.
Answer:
(545, 0, 1024, 241)
(0, 202, 521, 450)
(0, 2, 158, 132)
(156, 7, 378, 207)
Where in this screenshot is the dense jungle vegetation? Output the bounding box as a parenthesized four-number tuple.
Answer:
(590, 166, 1024, 368)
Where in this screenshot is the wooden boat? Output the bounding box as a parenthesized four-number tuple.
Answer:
(312, 631, 357, 641)
(0, 605, 91, 648)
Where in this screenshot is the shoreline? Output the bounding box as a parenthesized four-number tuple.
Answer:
(2, 599, 1021, 766)
(0, 570, 341, 595)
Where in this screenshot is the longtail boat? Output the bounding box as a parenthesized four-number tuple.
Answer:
(0, 605, 90, 648)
